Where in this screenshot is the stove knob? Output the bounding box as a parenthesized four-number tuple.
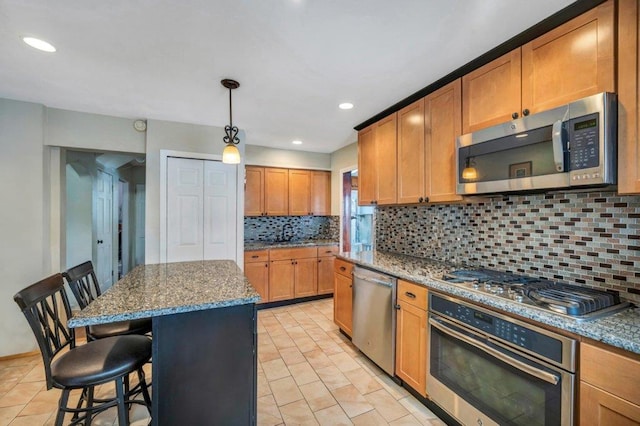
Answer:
(484, 283, 492, 291)
(472, 282, 480, 289)
(514, 294, 524, 302)
(495, 286, 504, 294)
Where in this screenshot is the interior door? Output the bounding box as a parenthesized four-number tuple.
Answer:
(203, 160, 237, 260)
(95, 169, 114, 287)
(167, 157, 204, 262)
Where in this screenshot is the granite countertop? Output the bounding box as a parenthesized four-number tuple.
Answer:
(339, 250, 640, 355)
(68, 260, 260, 328)
(245, 239, 339, 251)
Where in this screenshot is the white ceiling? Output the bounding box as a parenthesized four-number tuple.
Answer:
(0, 0, 574, 154)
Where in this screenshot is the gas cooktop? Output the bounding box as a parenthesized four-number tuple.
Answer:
(441, 268, 630, 321)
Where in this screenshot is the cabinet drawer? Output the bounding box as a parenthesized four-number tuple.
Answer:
(581, 342, 640, 405)
(269, 247, 317, 260)
(318, 245, 339, 257)
(397, 280, 428, 311)
(244, 250, 269, 263)
(334, 259, 353, 277)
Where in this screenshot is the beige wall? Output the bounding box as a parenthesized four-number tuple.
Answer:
(0, 98, 47, 357)
(330, 142, 358, 216)
(245, 145, 330, 170)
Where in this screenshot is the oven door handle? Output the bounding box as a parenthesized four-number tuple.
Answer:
(429, 317, 560, 385)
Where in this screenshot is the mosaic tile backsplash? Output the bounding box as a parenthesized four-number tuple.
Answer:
(244, 215, 339, 243)
(376, 191, 640, 303)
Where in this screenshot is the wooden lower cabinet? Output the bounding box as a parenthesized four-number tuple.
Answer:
(294, 257, 318, 298)
(395, 280, 428, 396)
(317, 255, 335, 295)
(579, 341, 640, 425)
(269, 259, 296, 302)
(333, 259, 353, 337)
(244, 260, 269, 303)
(581, 382, 640, 426)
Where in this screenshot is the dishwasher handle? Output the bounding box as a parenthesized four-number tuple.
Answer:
(353, 274, 394, 288)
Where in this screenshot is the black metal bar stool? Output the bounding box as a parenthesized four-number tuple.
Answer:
(63, 261, 152, 341)
(14, 273, 152, 426)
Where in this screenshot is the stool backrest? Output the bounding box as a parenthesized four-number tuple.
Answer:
(14, 273, 75, 389)
(63, 261, 101, 309)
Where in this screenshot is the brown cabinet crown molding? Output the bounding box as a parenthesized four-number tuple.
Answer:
(354, 0, 608, 131)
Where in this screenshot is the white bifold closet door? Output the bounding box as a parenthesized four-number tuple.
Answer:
(167, 157, 237, 263)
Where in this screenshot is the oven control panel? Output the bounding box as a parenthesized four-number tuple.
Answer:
(430, 294, 564, 365)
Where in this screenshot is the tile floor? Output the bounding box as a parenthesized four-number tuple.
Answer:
(0, 298, 445, 425)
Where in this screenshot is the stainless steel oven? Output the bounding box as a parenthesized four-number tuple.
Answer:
(428, 293, 577, 426)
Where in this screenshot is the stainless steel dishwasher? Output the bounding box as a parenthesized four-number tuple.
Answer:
(352, 266, 397, 376)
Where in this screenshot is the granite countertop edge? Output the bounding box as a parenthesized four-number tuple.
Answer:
(245, 240, 339, 250)
(68, 295, 261, 327)
(338, 251, 640, 355)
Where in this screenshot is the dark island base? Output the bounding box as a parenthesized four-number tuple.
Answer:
(152, 303, 257, 426)
(256, 293, 333, 310)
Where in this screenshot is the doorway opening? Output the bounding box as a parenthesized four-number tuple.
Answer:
(65, 150, 146, 287)
(341, 169, 373, 253)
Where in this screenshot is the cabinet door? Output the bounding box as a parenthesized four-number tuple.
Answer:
(617, 0, 640, 194)
(317, 255, 335, 295)
(580, 382, 640, 426)
(358, 125, 376, 206)
(310, 171, 331, 215)
(288, 169, 311, 216)
(521, 0, 614, 116)
(294, 257, 318, 298)
(376, 114, 398, 205)
(244, 261, 269, 303)
(425, 79, 463, 203)
(265, 168, 289, 216)
(397, 99, 425, 204)
(244, 166, 265, 216)
(334, 272, 353, 336)
(395, 300, 427, 396)
(462, 49, 522, 134)
(269, 259, 295, 301)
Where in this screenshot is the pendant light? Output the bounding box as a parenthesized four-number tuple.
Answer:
(221, 79, 241, 164)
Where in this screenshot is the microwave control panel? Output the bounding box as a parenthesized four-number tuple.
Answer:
(568, 113, 599, 170)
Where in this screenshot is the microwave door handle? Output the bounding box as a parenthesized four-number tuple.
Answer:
(552, 120, 565, 172)
(429, 317, 560, 385)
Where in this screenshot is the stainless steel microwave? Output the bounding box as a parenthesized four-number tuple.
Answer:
(456, 92, 617, 195)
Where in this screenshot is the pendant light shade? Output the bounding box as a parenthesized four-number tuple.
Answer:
(222, 143, 241, 164)
(221, 79, 241, 164)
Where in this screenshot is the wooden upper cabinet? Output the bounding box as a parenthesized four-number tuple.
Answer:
(617, 0, 640, 194)
(288, 169, 311, 216)
(375, 114, 398, 205)
(310, 171, 331, 215)
(358, 125, 376, 205)
(264, 168, 289, 216)
(521, 0, 614, 115)
(426, 79, 463, 203)
(462, 49, 522, 134)
(462, 0, 614, 135)
(397, 99, 426, 204)
(245, 166, 265, 216)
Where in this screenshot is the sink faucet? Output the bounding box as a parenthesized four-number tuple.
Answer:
(280, 223, 294, 242)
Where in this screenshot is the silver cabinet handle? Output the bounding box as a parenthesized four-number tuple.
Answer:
(429, 317, 560, 385)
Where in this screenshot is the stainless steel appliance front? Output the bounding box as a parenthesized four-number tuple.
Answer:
(352, 266, 397, 376)
(427, 293, 576, 426)
(457, 92, 617, 195)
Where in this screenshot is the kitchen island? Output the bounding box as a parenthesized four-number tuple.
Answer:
(68, 260, 260, 426)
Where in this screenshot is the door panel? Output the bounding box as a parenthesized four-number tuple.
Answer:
(167, 158, 204, 262)
(397, 99, 425, 204)
(265, 168, 289, 215)
(294, 257, 317, 298)
(203, 161, 237, 260)
(288, 169, 311, 216)
(245, 166, 265, 216)
(269, 260, 295, 301)
(317, 256, 335, 295)
(375, 114, 398, 205)
(95, 170, 113, 287)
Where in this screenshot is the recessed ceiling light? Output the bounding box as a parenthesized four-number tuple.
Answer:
(292, 140, 303, 145)
(22, 37, 56, 52)
(339, 102, 354, 110)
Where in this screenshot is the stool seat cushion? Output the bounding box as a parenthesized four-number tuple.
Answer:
(52, 335, 151, 388)
(88, 318, 152, 339)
